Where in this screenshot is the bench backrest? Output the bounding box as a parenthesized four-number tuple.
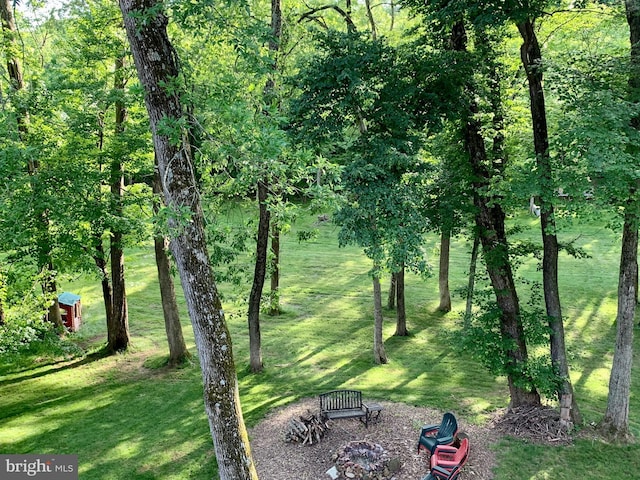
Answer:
(319, 390, 362, 411)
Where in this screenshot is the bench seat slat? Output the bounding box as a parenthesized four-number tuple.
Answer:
(325, 409, 366, 420)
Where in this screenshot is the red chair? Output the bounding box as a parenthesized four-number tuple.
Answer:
(430, 437, 469, 472)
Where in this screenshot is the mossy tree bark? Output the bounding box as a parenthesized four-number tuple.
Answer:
(119, 1, 258, 477)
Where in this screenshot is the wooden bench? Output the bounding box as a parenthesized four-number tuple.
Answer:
(319, 389, 374, 427)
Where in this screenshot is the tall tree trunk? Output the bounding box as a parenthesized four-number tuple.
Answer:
(372, 270, 388, 364)
(43, 262, 63, 330)
(438, 229, 452, 312)
(93, 238, 114, 326)
(269, 223, 281, 315)
(599, 0, 640, 439)
(387, 273, 396, 309)
(108, 218, 129, 351)
(247, 181, 270, 373)
(518, 18, 581, 424)
(453, 20, 540, 407)
(471, 162, 541, 407)
(464, 234, 480, 329)
(153, 164, 189, 366)
(600, 208, 637, 439)
(267, 0, 282, 318)
(119, 2, 257, 478)
(394, 264, 408, 336)
(107, 55, 130, 353)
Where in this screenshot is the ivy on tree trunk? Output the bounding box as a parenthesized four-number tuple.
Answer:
(453, 20, 540, 407)
(119, 1, 257, 478)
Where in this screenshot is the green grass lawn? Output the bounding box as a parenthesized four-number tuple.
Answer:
(1, 206, 639, 479)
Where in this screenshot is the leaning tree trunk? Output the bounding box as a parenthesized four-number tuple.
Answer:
(438, 228, 452, 312)
(119, 2, 258, 478)
(247, 180, 270, 373)
(394, 264, 408, 336)
(107, 54, 130, 353)
(472, 166, 541, 407)
(372, 269, 388, 364)
(153, 164, 190, 366)
(599, 0, 640, 440)
(453, 20, 540, 407)
(518, 17, 581, 425)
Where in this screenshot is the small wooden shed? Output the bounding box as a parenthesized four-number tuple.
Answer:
(58, 292, 82, 332)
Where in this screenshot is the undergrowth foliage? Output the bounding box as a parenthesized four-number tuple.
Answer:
(0, 294, 83, 359)
(453, 278, 560, 399)
(0, 314, 51, 355)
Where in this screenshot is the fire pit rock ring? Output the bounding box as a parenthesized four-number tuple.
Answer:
(331, 440, 393, 480)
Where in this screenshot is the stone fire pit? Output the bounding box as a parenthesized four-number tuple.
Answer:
(331, 441, 392, 480)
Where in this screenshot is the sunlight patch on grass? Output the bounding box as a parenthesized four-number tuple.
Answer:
(529, 470, 552, 479)
(4, 212, 639, 479)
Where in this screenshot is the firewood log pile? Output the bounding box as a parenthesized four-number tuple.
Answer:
(284, 410, 330, 445)
(490, 405, 573, 444)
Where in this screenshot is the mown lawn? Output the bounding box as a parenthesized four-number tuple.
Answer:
(1, 206, 639, 479)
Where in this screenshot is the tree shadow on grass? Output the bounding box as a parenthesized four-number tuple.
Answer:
(0, 349, 111, 388)
(1, 362, 218, 479)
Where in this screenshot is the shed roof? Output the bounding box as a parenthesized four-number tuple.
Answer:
(58, 292, 81, 306)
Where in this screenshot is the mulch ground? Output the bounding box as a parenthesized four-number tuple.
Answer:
(248, 398, 574, 480)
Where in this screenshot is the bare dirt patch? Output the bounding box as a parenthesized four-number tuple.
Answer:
(248, 398, 499, 480)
